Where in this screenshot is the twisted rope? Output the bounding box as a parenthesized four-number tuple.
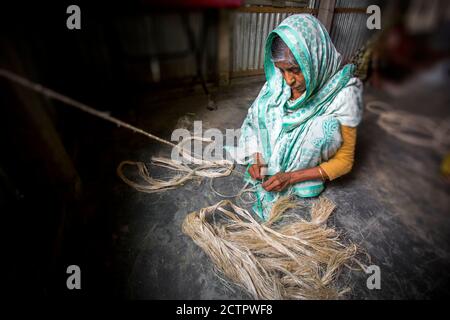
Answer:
(0, 68, 241, 194)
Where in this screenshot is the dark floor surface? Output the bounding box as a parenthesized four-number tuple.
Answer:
(69, 64, 450, 299)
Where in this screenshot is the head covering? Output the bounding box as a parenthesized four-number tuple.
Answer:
(269, 14, 353, 107)
(254, 14, 361, 161)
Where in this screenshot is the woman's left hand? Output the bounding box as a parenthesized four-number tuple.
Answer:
(262, 172, 292, 192)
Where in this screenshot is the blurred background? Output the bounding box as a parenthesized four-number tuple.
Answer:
(1, 0, 449, 299)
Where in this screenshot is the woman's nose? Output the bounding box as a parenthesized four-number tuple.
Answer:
(286, 73, 295, 86)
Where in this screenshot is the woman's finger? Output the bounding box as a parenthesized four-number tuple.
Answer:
(267, 181, 280, 191)
(264, 178, 280, 191)
(266, 176, 279, 187)
(250, 165, 262, 180)
(273, 181, 288, 191)
(255, 165, 262, 180)
(262, 175, 274, 188)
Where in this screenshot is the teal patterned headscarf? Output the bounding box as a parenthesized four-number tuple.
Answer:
(227, 14, 363, 220)
(266, 14, 346, 110)
(258, 14, 357, 161)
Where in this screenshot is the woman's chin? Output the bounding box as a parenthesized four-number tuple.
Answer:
(291, 88, 306, 98)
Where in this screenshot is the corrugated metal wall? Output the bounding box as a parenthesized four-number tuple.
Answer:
(232, 11, 295, 74)
(231, 0, 379, 77)
(330, 0, 373, 62)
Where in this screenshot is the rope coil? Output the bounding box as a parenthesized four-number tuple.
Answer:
(366, 100, 450, 154)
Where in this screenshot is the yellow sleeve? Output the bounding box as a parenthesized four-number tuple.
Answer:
(319, 125, 357, 181)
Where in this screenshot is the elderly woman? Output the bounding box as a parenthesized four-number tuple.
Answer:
(228, 14, 363, 220)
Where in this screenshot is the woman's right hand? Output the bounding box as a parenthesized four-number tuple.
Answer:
(249, 153, 265, 180)
(248, 164, 263, 180)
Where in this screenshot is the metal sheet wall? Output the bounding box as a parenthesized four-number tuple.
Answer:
(231, 11, 295, 73)
(330, 0, 373, 62)
(231, 0, 377, 76)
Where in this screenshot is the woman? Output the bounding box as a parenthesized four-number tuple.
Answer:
(227, 14, 363, 220)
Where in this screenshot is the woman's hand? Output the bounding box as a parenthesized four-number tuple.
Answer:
(261, 167, 328, 191)
(262, 172, 292, 192)
(248, 164, 263, 180)
(249, 152, 265, 180)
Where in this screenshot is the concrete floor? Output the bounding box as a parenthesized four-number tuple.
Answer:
(74, 66, 450, 299)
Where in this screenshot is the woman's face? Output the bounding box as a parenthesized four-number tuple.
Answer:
(274, 49, 306, 99)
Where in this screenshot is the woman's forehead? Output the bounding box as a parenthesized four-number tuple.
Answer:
(275, 60, 299, 69)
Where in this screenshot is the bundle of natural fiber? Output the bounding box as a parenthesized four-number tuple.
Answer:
(117, 137, 235, 193)
(182, 196, 358, 300)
